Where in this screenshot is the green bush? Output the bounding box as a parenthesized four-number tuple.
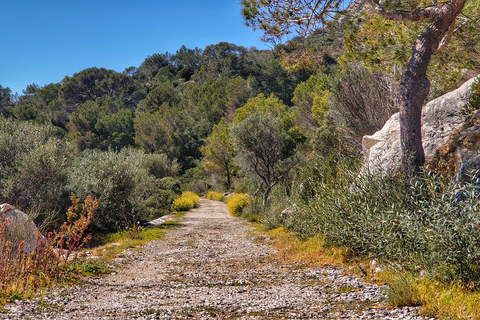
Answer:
(259, 152, 480, 287)
(227, 193, 253, 216)
(0, 118, 74, 222)
(68, 148, 179, 232)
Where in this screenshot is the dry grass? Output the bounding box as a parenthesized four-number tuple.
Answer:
(0, 194, 96, 305)
(374, 269, 480, 319)
(252, 225, 353, 267)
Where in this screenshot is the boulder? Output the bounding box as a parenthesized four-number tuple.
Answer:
(427, 109, 480, 179)
(0, 204, 41, 253)
(361, 75, 479, 175)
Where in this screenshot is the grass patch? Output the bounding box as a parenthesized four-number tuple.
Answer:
(379, 271, 480, 319)
(262, 226, 353, 267)
(88, 218, 182, 262)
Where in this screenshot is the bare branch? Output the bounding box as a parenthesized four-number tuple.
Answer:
(436, 19, 456, 52)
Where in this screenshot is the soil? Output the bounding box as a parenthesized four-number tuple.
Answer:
(1, 199, 428, 319)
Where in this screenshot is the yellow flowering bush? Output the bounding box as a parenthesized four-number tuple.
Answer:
(207, 191, 225, 201)
(171, 191, 200, 212)
(227, 193, 253, 216)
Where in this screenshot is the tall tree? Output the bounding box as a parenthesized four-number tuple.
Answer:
(242, 0, 471, 172)
(201, 118, 237, 189)
(231, 112, 297, 205)
(0, 85, 14, 117)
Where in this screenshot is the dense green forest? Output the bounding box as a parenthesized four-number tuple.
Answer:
(0, 30, 346, 231)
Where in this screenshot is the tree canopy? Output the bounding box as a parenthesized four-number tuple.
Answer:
(242, 0, 477, 172)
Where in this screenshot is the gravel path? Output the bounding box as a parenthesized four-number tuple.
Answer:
(1, 199, 428, 319)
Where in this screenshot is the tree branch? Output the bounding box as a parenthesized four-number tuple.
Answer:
(436, 18, 456, 52)
(366, 0, 438, 21)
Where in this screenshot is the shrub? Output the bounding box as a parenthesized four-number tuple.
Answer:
(0, 118, 74, 221)
(207, 191, 225, 201)
(227, 193, 253, 216)
(171, 197, 195, 212)
(330, 67, 399, 149)
(0, 194, 96, 301)
(68, 148, 178, 233)
(256, 151, 480, 288)
(297, 156, 480, 286)
(171, 191, 200, 212)
(181, 191, 200, 208)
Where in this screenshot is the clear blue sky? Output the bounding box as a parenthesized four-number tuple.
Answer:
(1, 0, 269, 95)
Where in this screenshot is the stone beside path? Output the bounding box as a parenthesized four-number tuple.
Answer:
(1, 199, 429, 319)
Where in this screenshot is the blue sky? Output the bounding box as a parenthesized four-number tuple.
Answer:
(1, 0, 269, 94)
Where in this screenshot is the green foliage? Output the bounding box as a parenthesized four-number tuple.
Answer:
(292, 72, 333, 127)
(271, 152, 480, 287)
(67, 149, 177, 232)
(344, 6, 480, 99)
(59, 67, 139, 110)
(463, 77, 480, 114)
(192, 78, 229, 125)
(231, 109, 301, 204)
(201, 118, 237, 189)
(180, 165, 210, 194)
(227, 193, 253, 216)
(94, 109, 135, 150)
(13, 104, 45, 124)
(0, 85, 14, 117)
(0, 118, 73, 217)
(142, 81, 180, 114)
(233, 93, 288, 123)
(134, 98, 202, 170)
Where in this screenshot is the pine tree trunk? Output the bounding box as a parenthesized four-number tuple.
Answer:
(399, 0, 467, 173)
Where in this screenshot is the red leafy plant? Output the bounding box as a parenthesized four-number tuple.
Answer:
(0, 193, 97, 302)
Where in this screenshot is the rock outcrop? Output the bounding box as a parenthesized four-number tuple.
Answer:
(361, 75, 479, 175)
(0, 204, 41, 253)
(427, 109, 480, 179)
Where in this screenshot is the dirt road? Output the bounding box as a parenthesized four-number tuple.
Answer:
(1, 199, 426, 319)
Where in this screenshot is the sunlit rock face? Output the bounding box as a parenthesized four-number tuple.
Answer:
(361, 75, 479, 175)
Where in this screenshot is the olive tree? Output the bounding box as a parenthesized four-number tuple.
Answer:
(231, 112, 298, 205)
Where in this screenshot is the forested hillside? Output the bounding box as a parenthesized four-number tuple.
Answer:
(0, 11, 478, 233)
(0, 37, 331, 232)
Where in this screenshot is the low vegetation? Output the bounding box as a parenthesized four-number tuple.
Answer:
(206, 191, 225, 202)
(226, 193, 253, 216)
(171, 191, 200, 212)
(0, 194, 95, 305)
(230, 150, 480, 319)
